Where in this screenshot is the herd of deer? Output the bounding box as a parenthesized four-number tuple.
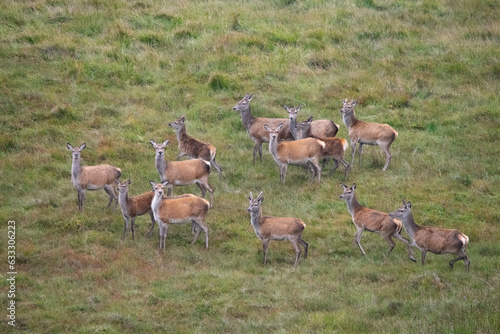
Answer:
(66, 93, 470, 270)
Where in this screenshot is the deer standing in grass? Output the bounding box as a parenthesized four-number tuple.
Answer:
(339, 99, 398, 171)
(150, 139, 214, 208)
(264, 123, 325, 184)
(247, 191, 308, 267)
(389, 199, 470, 270)
(150, 181, 210, 250)
(285, 105, 338, 139)
(66, 143, 121, 212)
(168, 115, 222, 177)
(291, 116, 350, 179)
(232, 93, 294, 164)
(339, 183, 416, 261)
(116, 179, 155, 240)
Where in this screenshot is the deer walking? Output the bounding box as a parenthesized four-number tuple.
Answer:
(66, 143, 121, 212)
(339, 183, 416, 261)
(168, 115, 222, 177)
(233, 93, 294, 164)
(389, 199, 470, 270)
(285, 105, 338, 139)
(291, 116, 350, 179)
(339, 99, 398, 171)
(150, 139, 214, 208)
(264, 123, 325, 184)
(116, 179, 155, 240)
(150, 181, 210, 250)
(247, 191, 308, 267)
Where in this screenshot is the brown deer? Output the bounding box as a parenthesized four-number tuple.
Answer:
(232, 93, 294, 164)
(264, 123, 325, 184)
(150, 139, 214, 208)
(247, 191, 308, 267)
(291, 117, 350, 179)
(285, 105, 338, 139)
(116, 179, 155, 240)
(168, 115, 222, 177)
(66, 143, 122, 212)
(150, 181, 210, 250)
(339, 99, 398, 171)
(389, 199, 470, 270)
(339, 183, 416, 261)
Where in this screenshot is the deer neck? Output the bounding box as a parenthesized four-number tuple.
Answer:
(342, 112, 358, 130)
(249, 208, 263, 237)
(151, 193, 163, 223)
(240, 106, 256, 132)
(175, 126, 189, 145)
(155, 154, 167, 179)
(289, 118, 298, 140)
(345, 194, 363, 220)
(400, 212, 420, 241)
(118, 191, 130, 214)
(71, 156, 82, 185)
(267, 135, 279, 161)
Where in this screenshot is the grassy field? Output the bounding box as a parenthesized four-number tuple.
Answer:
(1, 0, 499, 332)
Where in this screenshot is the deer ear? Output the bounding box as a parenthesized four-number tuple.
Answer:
(248, 93, 253, 101)
(306, 116, 313, 123)
(297, 104, 303, 111)
(284, 105, 290, 111)
(115, 179, 120, 185)
(149, 180, 156, 189)
(150, 139, 156, 146)
(264, 124, 270, 131)
(277, 123, 284, 131)
(257, 191, 264, 202)
(127, 179, 131, 185)
(163, 139, 169, 146)
(340, 183, 348, 190)
(352, 101, 357, 106)
(406, 202, 411, 209)
(67, 143, 73, 150)
(352, 183, 356, 190)
(80, 143, 86, 150)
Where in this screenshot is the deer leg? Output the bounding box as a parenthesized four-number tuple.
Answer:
(167, 184, 173, 197)
(147, 211, 156, 238)
(280, 165, 288, 184)
(190, 220, 202, 245)
(176, 152, 187, 161)
(354, 227, 366, 255)
(192, 218, 209, 249)
(358, 143, 364, 167)
(298, 238, 308, 259)
(393, 233, 416, 262)
(291, 239, 302, 268)
(385, 235, 396, 255)
(203, 181, 214, 208)
(122, 217, 129, 240)
(262, 238, 270, 265)
(421, 250, 427, 265)
(131, 217, 135, 241)
(253, 141, 262, 164)
(449, 251, 469, 270)
(342, 159, 350, 180)
(196, 182, 207, 198)
(78, 189, 86, 212)
(159, 222, 168, 250)
(350, 142, 357, 168)
(380, 143, 392, 171)
(104, 185, 117, 212)
(211, 160, 222, 177)
(329, 159, 339, 176)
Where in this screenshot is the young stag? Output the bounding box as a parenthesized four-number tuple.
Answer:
(285, 105, 338, 139)
(150, 139, 214, 208)
(116, 179, 155, 240)
(232, 93, 294, 164)
(168, 115, 222, 177)
(247, 191, 308, 267)
(150, 181, 210, 250)
(292, 117, 350, 179)
(66, 143, 122, 212)
(339, 183, 415, 261)
(264, 123, 325, 184)
(389, 199, 470, 270)
(339, 99, 398, 171)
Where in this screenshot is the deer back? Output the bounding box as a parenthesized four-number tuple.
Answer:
(158, 196, 210, 222)
(350, 120, 398, 144)
(79, 165, 121, 189)
(163, 159, 210, 183)
(276, 137, 325, 162)
(311, 119, 338, 138)
(414, 227, 468, 254)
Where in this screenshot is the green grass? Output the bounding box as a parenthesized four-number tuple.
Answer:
(1, 0, 499, 332)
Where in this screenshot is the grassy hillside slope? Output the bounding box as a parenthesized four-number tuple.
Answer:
(0, 0, 499, 332)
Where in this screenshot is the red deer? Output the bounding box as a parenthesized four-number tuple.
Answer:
(389, 199, 470, 270)
(339, 99, 398, 171)
(339, 183, 416, 261)
(292, 117, 350, 179)
(66, 143, 121, 212)
(150, 181, 210, 250)
(116, 179, 155, 240)
(150, 139, 214, 208)
(168, 115, 222, 177)
(232, 93, 294, 164)
(247, 191, 308, 267)
(264, 123, 325, 184)
(285, 104, 338, 139)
